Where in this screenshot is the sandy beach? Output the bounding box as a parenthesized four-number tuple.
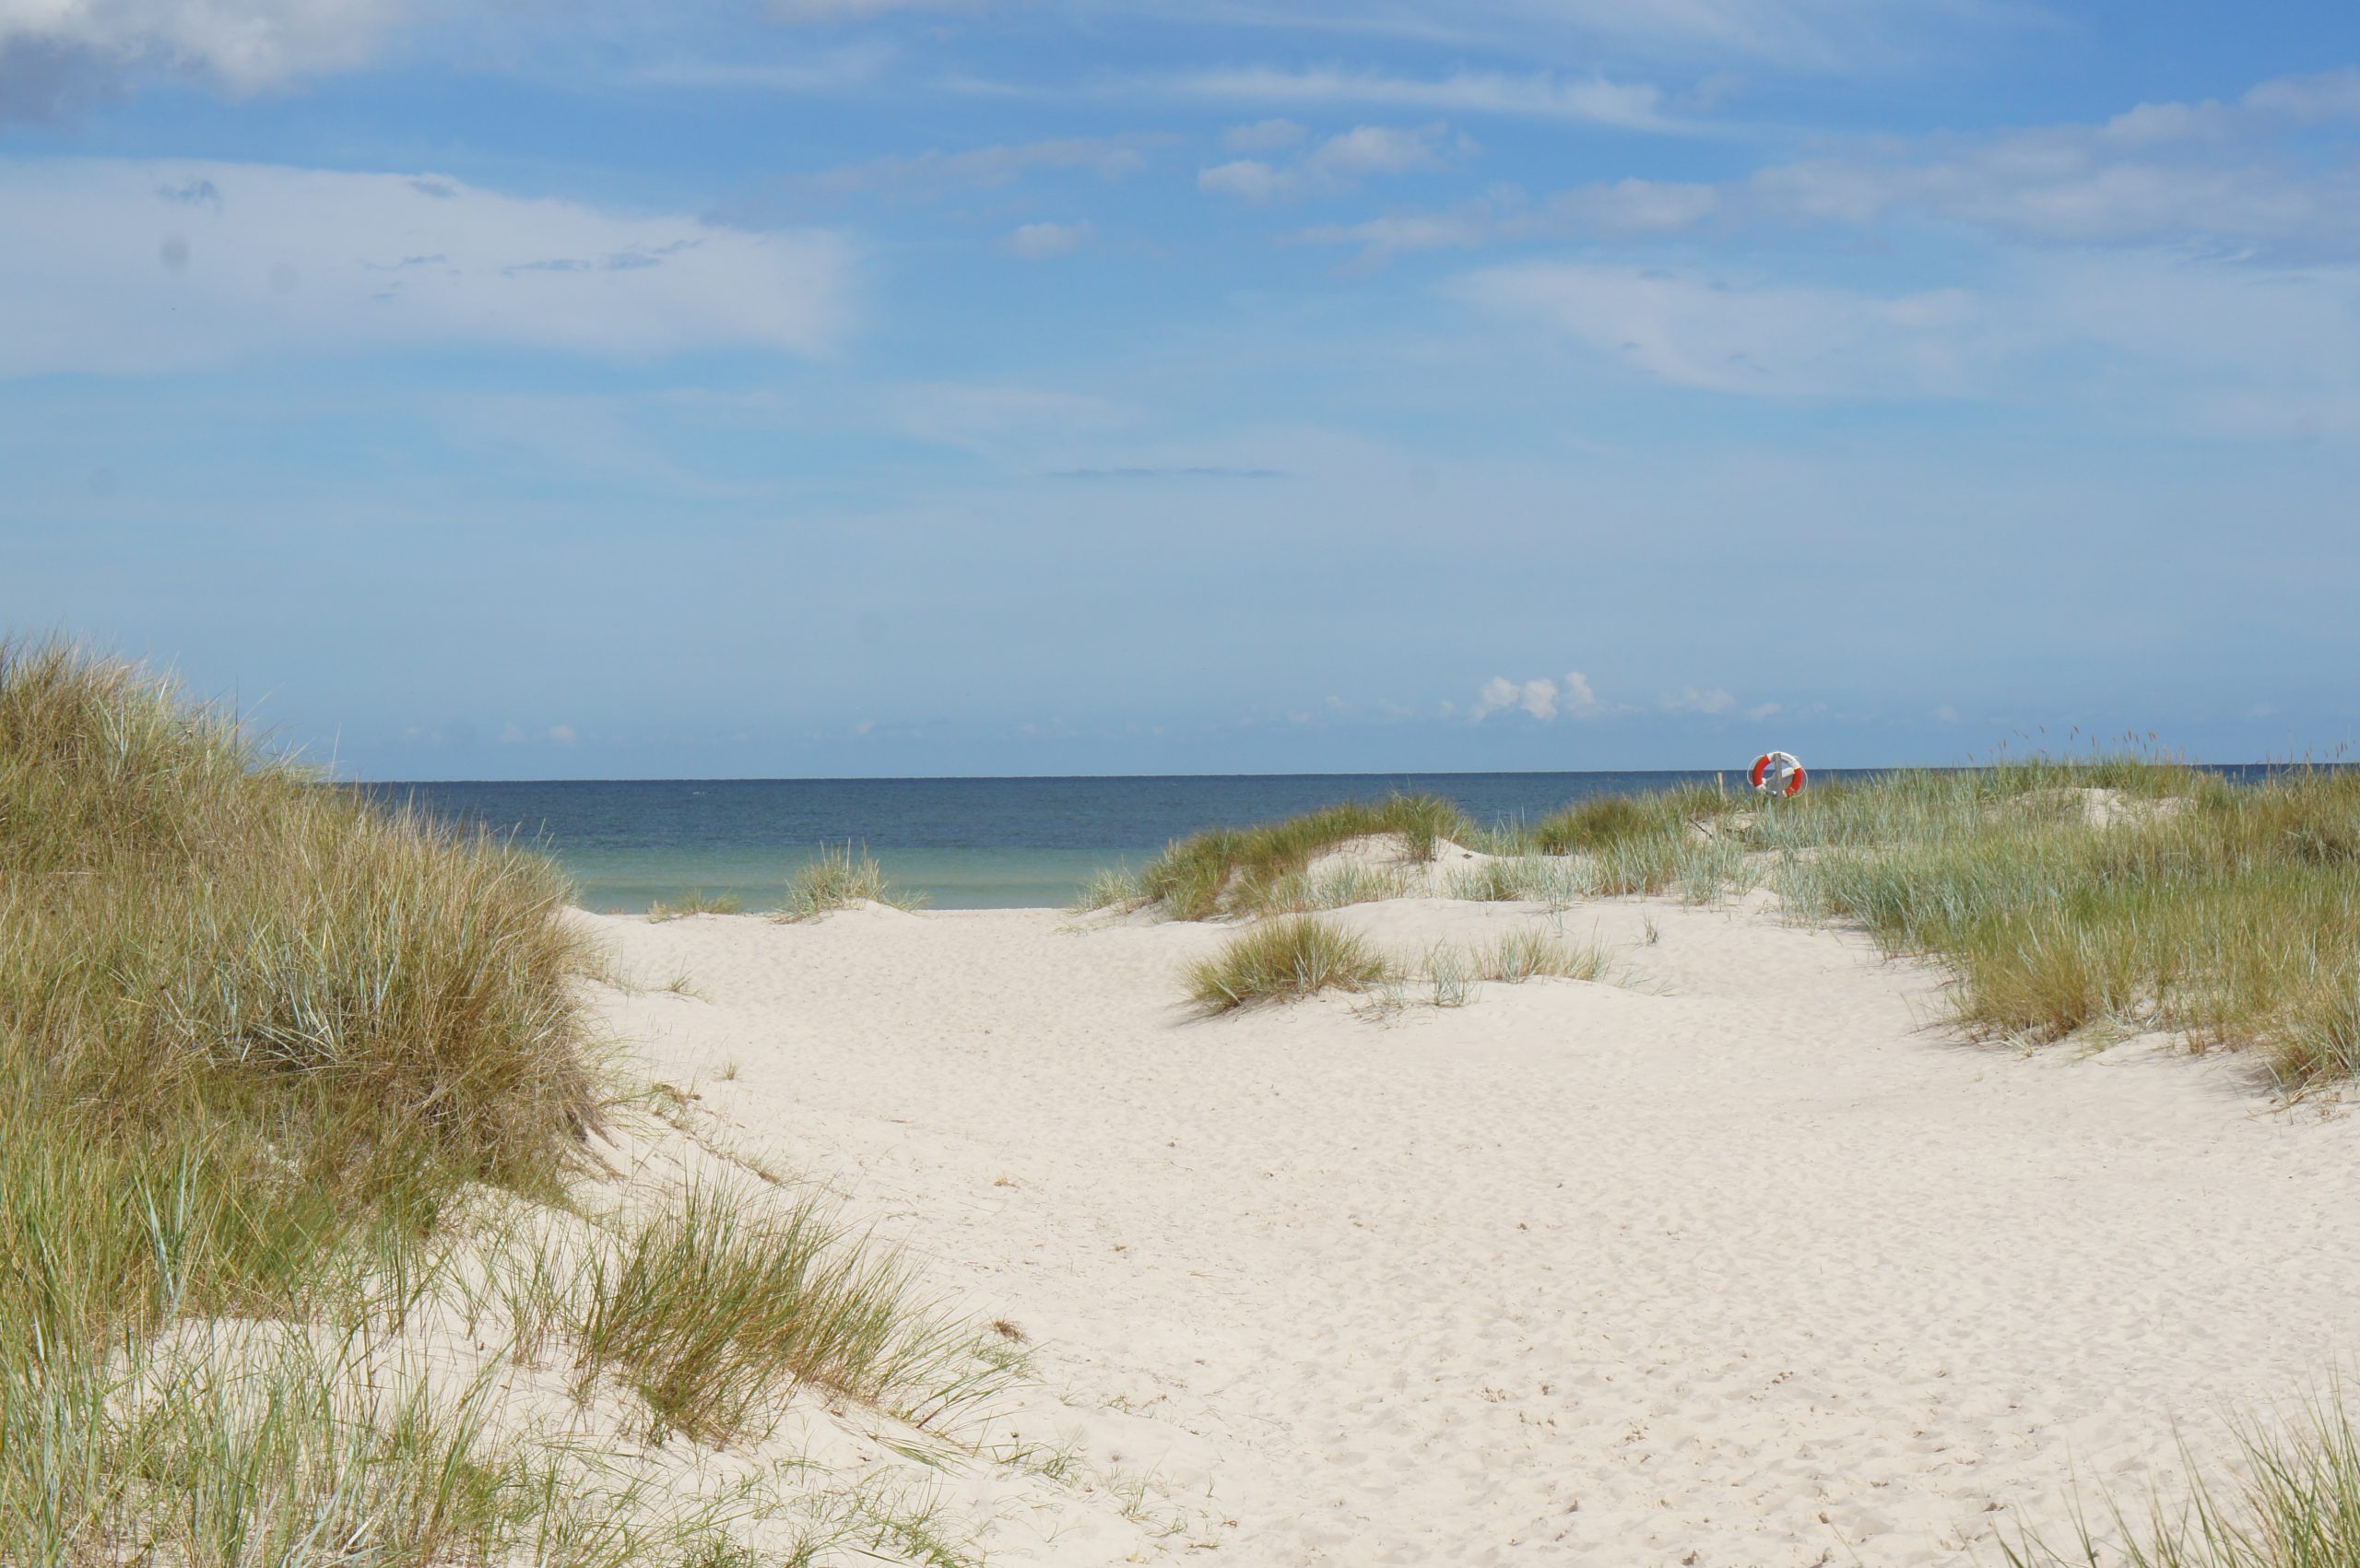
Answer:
(584, 884, 2360, 1565)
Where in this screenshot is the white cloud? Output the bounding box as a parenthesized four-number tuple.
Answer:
(1165, 65, 1682, 132)
(1745, 701, 1781, 722)
(498, 720, 525, 744)
(0, 158, 857, 376)
(795, 135, 1161, 197)
(1224, 117, 1306, 152)
(1662, 687, 1736, 714)
(1003, 218, 1093, 257)
(1470, 669, 1601, 722)
(548, 724, 578, 744)
(1200, 122, 1448, 203)
(1307, 123, 1446, 179)
(0, 0, 395, 100)
(2244, 66, 2360, 121)
(1470, 676, 1519, 721)
(1198, 159, 1292, 203)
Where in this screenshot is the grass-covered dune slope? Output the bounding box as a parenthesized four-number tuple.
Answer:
(0, 643, 1050, 1565)
(1100, 760, 2360, 1092)
(0, 639, 596, 1351)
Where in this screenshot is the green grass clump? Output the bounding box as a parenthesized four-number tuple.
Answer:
(775, 843, 920, 923)
(1186, 915, 1394, 1012)
(574, 1185, 983, 1446)
(2003, 1393, 2360, 1567)
(1137, 794, 1471, 921)
(647, 891, 745, 922)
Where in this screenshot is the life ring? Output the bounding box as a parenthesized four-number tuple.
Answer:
(1750, 751, 1805, 797)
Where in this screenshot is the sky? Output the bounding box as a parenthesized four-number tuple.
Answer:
(4, 0, 2357, 779)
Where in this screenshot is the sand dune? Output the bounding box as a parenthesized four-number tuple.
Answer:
(587, 889, 2360, 1564)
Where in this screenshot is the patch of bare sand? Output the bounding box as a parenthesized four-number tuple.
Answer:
(588, 895, 2360, 1565)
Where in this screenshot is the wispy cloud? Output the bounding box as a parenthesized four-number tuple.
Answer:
(1460, 262, 1985, 398)
(1200, 122, 1453, 202)
(1459, 250, 2360, 432)
(790, 134, 1169, 198)
(1316, 68, 2360, 262)
(631, 42, 898, 92)
(1052, 464, 1282, 479)
(0, 158, 857, 377)
(1004, 218, 1094, 257)
(768, 0, 974, 18)
(1152, 0, 2019, 71)
(1662, 686, 1736, 714)
(1162, 65, 1686, 132)
(1295, 177, 1717, 258)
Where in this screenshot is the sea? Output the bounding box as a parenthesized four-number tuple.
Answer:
(372, 766, 2306, 914)
(371, 772, 1760, 913)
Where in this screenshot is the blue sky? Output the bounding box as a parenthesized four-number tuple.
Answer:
(4, 0, 2357, 779)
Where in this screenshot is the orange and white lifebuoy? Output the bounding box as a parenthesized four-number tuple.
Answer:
(1750, 751, 1805, 797)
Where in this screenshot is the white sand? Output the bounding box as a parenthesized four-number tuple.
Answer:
(586, 887, 2360, 1565)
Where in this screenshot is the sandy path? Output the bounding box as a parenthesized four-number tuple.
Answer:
(589, 895, 2360, 1566)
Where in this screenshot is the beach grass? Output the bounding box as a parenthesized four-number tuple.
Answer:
(1468, 927, 1611, 984)
(648, 890, 746, 922)
(1186, 914, 1393, 1012)
(1155, 754, 2360, 1089)
(0, 640, 1010, 1559)
(1069, 860, 1146, 914)
(776, 842, 922, 923)
(574, 1184, 984, 1446)
(1132, 793, 1472, 921)
(2002, 1392, 2360, 1567)
(0, 639, 596, 1348)
(1766, 760, 2360, 1089)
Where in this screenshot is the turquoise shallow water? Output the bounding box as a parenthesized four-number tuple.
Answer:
(372, 772, 1737, 912)
(371, 767, 2297, 913)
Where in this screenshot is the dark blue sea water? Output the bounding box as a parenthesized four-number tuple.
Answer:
(372, 766, 2305, 913)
